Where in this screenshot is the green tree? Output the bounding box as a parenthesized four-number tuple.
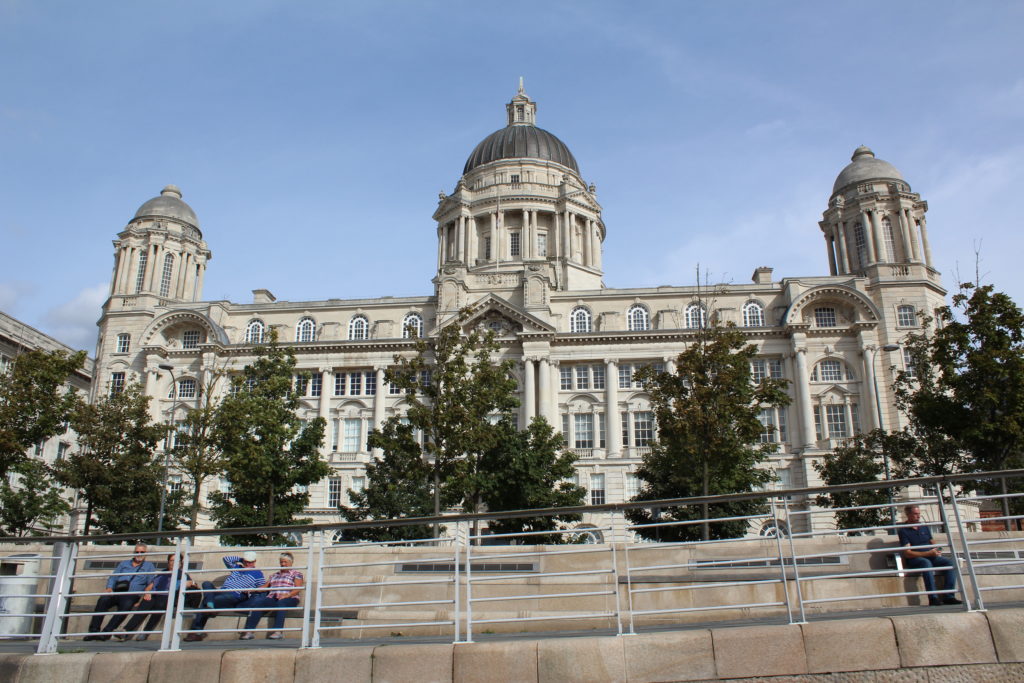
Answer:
(386, 309, 518, 532)
(895, 282, 1024, 521)
(813, 430, 893, 532)
(172, 371, 228, 530)
(0, 349, 86, 480)
(478, 417, 586, 542)
(625, 323, 790, 541)
(56, 383, 172, 535)
(208, 332, 328, 545)
(341, 419, 437, 542)
(0, 458, 70, 536)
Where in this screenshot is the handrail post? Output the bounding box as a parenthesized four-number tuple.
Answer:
(779, 495, 806, 624)
(167, 536, 191, 651)
(300, 531, 318, 647)
(464, 522, 474, 643)
(944, 482, 984, 611)
(622, 513, 636, 635)
(311, 532, 325, 648)
(159, 537, 183, 651)
(452, 522, 462, 644)
(932, 486, 969, 612)
(609, 514, 624, 636)
(36, 542, 76, 654)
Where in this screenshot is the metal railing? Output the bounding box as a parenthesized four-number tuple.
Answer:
(1, 469, 1023, 653)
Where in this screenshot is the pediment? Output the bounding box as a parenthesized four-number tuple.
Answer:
(452, 293, 555, 335)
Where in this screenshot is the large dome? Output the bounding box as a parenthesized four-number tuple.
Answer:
(833, 146, 906, 194)
(133, 185, 200, 230)
(464, 125, 579, 175)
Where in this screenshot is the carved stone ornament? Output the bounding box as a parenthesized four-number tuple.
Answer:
(444, 267, 457, 275)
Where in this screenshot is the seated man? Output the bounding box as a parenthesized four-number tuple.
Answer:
(239, 551, 304, 640)
(897, 504, 962, 606)
(183, 551, 264, 641)
(117, 553, 198, 641)
(83, 543, 154, 641)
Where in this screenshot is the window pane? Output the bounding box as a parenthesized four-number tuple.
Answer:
(575, 366, 590, 390)
(633, 412, 654, 446)
(618, 365, 632, 389)
(574, 413, 594, 448)
(560, 366, 572, 390)
(814, 307, 837, 327)
(592, 365, 605, 390)
(589, 473, 605, 505)
(342, 418, 361, 452)
(825, 404, 847, 438)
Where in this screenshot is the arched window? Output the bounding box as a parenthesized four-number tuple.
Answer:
(570, 306, 592, 333)
(881, 217, 897, 263)
(245, 320, 265, 344)
(402, 313, 423, 339)
(296, 317, 315, 342)
(349, 315, 369, 340)
(742, 301, 765, 327)
(810, 359, 855, 382)
(159, 253, 175, 298)
(853, 223, 868, 268)
(168, 378, 197, 399)
(627, 305, 650, 331)
(684, 303, 706, 329)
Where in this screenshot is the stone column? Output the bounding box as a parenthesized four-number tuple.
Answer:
(563, 211, 572, 259)
(903, 209, 921, 262)
(861, 211, 877, 264)
(538, 357, 553, 425)
(844, 397, 855, 437)
(583, 219, 592, 267)
(826, 233, 837, 275)
(436, 226, 444, 269)
(142, 245, 157, 292)
(919, 217, 934, 268)
(194, 262, 206, 300)
(372, 366, 386, 457)
(896, 211, 913, 263)
(490, 212, 497, 262)
(790, 339, 816, 448)
(523, 358, 536, 426)
(318, 369, 332, 457)
(836, 223, 851, 274)
(524, 210, 533, 259)
(869, 210, 886, 263)
(605, 359, 620, 458)
(818, 398, 829, 440)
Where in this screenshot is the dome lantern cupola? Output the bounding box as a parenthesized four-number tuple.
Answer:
(506, 77, 537, 126)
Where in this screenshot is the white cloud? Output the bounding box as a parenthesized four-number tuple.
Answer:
(0, 280, 36, 315)
(41, 283, 108, 352)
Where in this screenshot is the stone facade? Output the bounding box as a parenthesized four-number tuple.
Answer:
(90, 84, 946, 535)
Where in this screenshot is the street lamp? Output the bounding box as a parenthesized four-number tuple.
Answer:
(870, 343, 901, 527)
(157, 363, 177, 534)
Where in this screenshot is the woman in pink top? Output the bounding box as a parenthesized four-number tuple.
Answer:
(239, 552, 304, 640)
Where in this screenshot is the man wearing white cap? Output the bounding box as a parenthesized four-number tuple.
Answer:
(183, 551, 264, 641)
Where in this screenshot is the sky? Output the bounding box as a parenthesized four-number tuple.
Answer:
(2, 1, 1022, 352)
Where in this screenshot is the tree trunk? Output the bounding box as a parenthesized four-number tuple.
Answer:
(190, 480, 202, 531)
(432, 469, 441, 539)
(83, 499, 93, 536)
(267, 486, 275, 528)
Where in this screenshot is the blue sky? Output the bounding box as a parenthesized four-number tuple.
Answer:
(2, 1, 1022, 352)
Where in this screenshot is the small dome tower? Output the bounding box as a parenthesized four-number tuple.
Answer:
(820, 147, 933, 276)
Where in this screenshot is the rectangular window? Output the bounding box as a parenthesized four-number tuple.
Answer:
(777, 408, 788, 443)
(598, 412, 606, 448)
(825, 404, 848, 439)
(510, 232, 521, 257)
(419, 370, 432, 388)
(592, 365, 605, 390)
(177, 379, 197, 399)
(294, 375, 309, 396)
(134, 253, 148, 293)
(634, 412, 654, 446)
(365, 371, 377, 395)
(903, 348, 916, 379)
(618, 365, 632, 389)
(349, 372, 362, 395)
(769, 359, 783, 379)
(34, 440, 44, 457)
(331, 419, 339, 451)
(510, 173, 520, 186)
(814, 307, 837, 328)
(537, 233, 547, 257)
(757, 407, 777, 443)
(484, 237, 492, 260)
(341, 418, 361, 453)
(813, 406, 822, 440)
(351, 476, 366, 494)
(560, 366, 572, 390)
(0, 354, 10, 374)
(389, 378, 403, 395)
(820, 360, 843, 382)
(590, 473, 605, 505)
(168, 474, 183, 493)
(897, 305, 917, 327)
(182, 330, 200, 349)
(625, 472, 640, 499)
(115, 334, 130, 354)
(109, 371, 125, 396)
(575, 366, 590, 390)
(310, 373, 322, 397)
(561, 413, 569, 437)
(621, 411, 629, 447)
(56, 442, 70, 461)
(160, 255, 174, 297)
(851, 403, 861, 435)
(334, 373, 345, 395)
(574, 413, 594, 449)
(328, 477, 343, 508)
(751, 360, 767, 384)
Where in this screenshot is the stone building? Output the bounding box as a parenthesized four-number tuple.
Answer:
(1, 311, 93, 533)
(91, 83, 945, 536)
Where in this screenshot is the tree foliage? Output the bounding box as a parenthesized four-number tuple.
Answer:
(172, 371, 229, 530)
(208, 332, 328, 545)
(477, 417, 586, 542)
(386, 309, 518, 521)
(625, 323, 790, 541)
(0, 349, 86, 480)
(341, 419, 437, 542)
(0, 458, 70, 536)
(813, 430, 893, 532)
(56, 383, 173, 535)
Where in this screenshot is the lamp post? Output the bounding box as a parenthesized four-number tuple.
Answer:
(157, 363, 177, 534)
(870, 343, 901, 526)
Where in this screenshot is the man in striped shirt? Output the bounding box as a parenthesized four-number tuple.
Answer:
(183, 551, 264, 641)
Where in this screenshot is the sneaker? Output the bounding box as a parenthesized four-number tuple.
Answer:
(267, 632, 282, 640)
(135, 634, 149, 642)
(205, 601, 215, 609)
(942, 597, 963, 605)
(183, 633, 207, 642)
(239, 632, 254, 640)
(113, 634, 130, 642)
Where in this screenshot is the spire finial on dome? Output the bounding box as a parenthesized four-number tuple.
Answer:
(518, 76, 525, 95)
(851, 145, 875, 161)
(161, 184, 183, 199)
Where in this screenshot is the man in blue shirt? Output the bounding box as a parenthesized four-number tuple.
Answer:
(183, 551, 264, 641)
(117, 553, 198, 641)
(897, 505, 962, 606)
(84, 543, 155, 640)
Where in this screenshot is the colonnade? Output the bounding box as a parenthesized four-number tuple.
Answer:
(113, 240, 207, 301)
(822, 207, 932, 275)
